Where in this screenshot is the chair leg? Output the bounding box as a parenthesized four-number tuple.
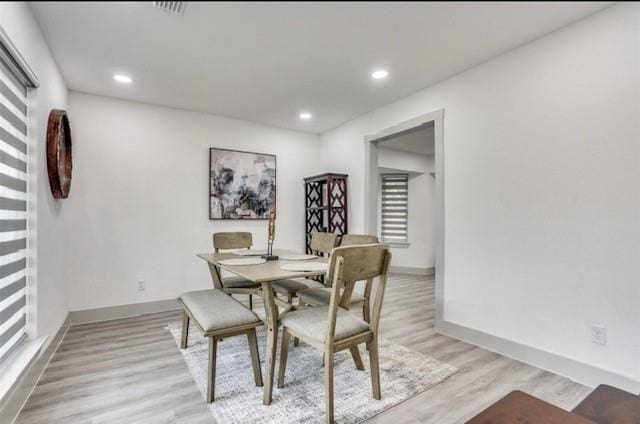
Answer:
(368, 338, 381, 400)
(180, 310, 189, 349)
(247, 329, 263, 387)
(249, 294, 253, 310)
(295, 299, 303, 349)
(207, 337, 218, 403)
(287, 293, 293, 304)
(277, 330, 291, 388)
(349, 346, 365, 370)
(325, 350, 335, 424)
(292, 299, 302, 347)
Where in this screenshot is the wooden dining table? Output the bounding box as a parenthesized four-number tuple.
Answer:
(197, 249, 328, 405)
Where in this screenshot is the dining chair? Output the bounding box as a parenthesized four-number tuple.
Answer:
(277, 244, 391, 424)
(297, 234, 379, 323)
(271, 231, 338, 305)
(212, 232, 262, 310)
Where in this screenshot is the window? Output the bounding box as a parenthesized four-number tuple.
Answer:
(0, 43, 30, 363)
(380, 173, 409, 243)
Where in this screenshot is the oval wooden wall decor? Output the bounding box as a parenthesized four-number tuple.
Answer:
(46, 109, 73, 199)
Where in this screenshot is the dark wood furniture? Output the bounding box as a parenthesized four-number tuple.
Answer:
(304, 173, 348, 253)
(46, 109, 72, 198)
(572, 384, 640, 424)
(467, 390, 595, 424)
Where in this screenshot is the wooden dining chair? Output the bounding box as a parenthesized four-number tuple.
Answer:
(211, 232, 262, 310)
(271, 231, 338, 305)
(277, 244, 391, 424)
(297, 234, 379, 323)
(339, 234, 379, 246)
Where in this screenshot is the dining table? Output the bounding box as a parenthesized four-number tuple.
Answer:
(196, 249, 328, 405)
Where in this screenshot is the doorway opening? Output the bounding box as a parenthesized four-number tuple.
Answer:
(364, 110, 444, 326)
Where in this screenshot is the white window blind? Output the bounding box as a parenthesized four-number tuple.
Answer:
(0, 56, 28, 363)
(381, 174, 408, 243)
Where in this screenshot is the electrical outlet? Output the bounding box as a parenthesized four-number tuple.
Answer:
(590, 325, 606, 345)
(138, 280, 146, 291)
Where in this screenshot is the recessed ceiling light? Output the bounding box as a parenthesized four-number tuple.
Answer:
(371, 69, 389, 80)
(299, 112, 312, 120)
(113, 74, 132, 84)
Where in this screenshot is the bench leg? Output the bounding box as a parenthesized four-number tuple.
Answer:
(247, 329, 263, 387)
(180, 310, 189, 349)
(249, 294, 253, 310)
(207, 337, 218, 403)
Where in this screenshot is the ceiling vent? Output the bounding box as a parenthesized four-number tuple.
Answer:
(153, 2, 187, 16)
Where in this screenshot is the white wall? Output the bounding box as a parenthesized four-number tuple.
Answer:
(321, 3, 640, 386)
(378, 147, 432, 174)
(0, 3, 69, 348)
(66, 92, 320, 311)
(378, 148, 435, 270)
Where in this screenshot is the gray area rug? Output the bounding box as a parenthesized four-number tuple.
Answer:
(167, 321, 457, 423)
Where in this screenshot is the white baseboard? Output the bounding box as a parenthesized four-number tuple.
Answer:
(389, 266, 435, 276)
(0, 314, 70, 424)
(437, 319, 640, 394)
(69, 298, 181, 325)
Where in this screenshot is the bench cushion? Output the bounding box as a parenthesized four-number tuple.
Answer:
(297, 287, 364, 306)
(179, 290, 261, 333)
(271, 278, 325, 296)
(281, 306, 370, 342)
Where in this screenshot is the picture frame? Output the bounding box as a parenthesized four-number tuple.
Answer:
(209, 147, 277, 220)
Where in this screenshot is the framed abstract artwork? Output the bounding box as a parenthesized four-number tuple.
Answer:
(209, 148, 276, 219)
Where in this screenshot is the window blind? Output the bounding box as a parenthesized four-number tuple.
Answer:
(381, 174, 408, 243)
(0, 58, 28, 363)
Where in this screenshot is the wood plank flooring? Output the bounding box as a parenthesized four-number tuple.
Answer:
(15, 274, 591, 423)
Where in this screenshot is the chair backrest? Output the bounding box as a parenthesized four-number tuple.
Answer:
(309, 231, 338, 256)
(336, 234, 379, 293)
(325, 244, 391, 345)
(339, 234, 379, 247)
(213, 232, 252, 252)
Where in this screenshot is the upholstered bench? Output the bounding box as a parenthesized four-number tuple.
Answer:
(178, 289, 263, 402)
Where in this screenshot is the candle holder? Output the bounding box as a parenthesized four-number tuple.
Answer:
(261, 207, 279, 261)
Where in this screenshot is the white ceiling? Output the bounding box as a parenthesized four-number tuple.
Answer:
(30, 2, 611, 134)
(379, 124, 435, 156)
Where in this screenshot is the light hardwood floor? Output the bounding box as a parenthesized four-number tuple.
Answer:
(15, 274, 591, 423)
